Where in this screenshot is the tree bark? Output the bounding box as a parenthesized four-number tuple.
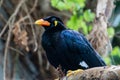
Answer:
(59, 66, 120, 80)
(87, 0, 114, 56)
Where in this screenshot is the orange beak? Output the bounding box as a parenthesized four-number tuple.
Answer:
(35, 19, 50, 26)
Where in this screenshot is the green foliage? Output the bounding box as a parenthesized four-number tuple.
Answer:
(104, 57, 111, 65)
(83, 10, 95, 22)
(104, 46, 120, 65)
(51, 0, 95, 35)
(51, 0, 85, 11)
(110, 46, 120, 65)
(107, 27, 115, 38)
(111, 47, 120, 56)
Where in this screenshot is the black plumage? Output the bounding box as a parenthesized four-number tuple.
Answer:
(35, 16, 106, 72)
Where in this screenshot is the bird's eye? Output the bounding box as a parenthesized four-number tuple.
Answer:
(54, 20, 58, 27)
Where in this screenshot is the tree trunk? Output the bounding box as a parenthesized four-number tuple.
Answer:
(87, 0, 114, 56)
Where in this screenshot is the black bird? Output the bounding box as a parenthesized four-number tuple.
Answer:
(35, 16, 106, 72)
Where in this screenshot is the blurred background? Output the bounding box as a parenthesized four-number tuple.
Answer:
(0, 0, 120, 80)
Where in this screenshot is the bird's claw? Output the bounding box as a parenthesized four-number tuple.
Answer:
(56, 65, 65, 79)
(67, 69, 84, 77)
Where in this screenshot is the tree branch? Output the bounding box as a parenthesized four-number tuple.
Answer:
(56, 66, 120, 80)
(87, 0, 114, 56)
(3, 0, 25, 80)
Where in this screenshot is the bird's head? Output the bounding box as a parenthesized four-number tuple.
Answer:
(35, 16, 65, 31)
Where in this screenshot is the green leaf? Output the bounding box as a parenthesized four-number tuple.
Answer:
(110, 46, 120, 65)
(83, 10, 95, 22)
(111, 46, 120, 56)
(67, 15, 78, 30)
(51, 0, 86, 11)
(79, 20, 88, 34)
(107, 27, 115, 38)
(51, 0, 67, 10)
(104, 57, 111, 65)
(88, 25, 93, 32)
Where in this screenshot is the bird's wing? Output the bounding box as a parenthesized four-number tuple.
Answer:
(61, 30, 106, 68)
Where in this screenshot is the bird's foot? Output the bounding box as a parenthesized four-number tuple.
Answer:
(67, 69, 84, 77)
(56, 65, 65, 79)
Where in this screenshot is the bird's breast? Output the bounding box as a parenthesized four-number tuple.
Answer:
(42, 32, 63, 52)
